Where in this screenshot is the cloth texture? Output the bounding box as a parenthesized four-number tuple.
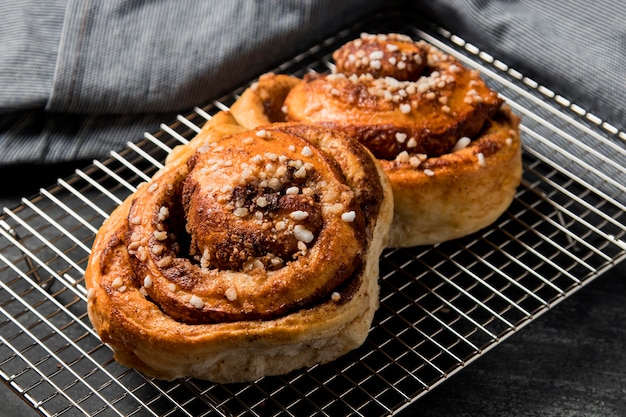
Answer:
(416, 0, 626, 134)
(0, 0, 624, 166)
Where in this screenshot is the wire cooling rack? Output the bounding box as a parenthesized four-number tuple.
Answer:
(1, 12, 625, 417)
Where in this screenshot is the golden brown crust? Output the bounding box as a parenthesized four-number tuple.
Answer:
(85, 113, 393, 382)
(284, 33, 503, 159)
(230, 33, 522, 247)
(385, 105, 522, 246)
(332, 33, 428, 80)
(230, 72, 301, 128)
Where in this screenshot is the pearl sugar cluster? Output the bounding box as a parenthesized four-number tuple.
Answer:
(328, 33, 506, 173)
(195, 129, 357, 270)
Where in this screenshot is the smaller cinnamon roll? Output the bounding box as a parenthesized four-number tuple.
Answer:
(231, 33, 522, 247)
(84, 112, 393, 383)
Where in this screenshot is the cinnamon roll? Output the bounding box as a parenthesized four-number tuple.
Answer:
(84, 112, 393, 383)
(231, 33, 522, 247)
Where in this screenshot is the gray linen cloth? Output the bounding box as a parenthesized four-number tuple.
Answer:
(0, 0, 624, 166)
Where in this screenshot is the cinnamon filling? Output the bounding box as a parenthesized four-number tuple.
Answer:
(107, 127, 368, 324)
(284, 33, 504, 160)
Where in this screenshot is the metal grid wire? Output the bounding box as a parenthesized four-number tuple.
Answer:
(1, 12, 625, 417)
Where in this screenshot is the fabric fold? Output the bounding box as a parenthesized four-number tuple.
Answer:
(0, 0, 68, 111)
(46, 0, 384, 114)
(0, 0, 624, 166)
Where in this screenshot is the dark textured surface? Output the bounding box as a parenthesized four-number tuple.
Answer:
(1, 164, 625, 417)
(1, 258, 624, 417)
(400, 260, 626, 417)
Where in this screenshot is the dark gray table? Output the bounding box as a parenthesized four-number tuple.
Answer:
(1, 163, 624, 417)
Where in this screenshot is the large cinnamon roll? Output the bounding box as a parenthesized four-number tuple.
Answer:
(231, 33, 522, 247)
(85, 112, 393, 383)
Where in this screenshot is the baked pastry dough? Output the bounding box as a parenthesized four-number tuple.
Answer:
(84, 111, 393, 383)
(231, 33, 522, 247)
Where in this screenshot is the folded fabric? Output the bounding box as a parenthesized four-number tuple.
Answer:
(0, 0, 388, 164)
(0, 0, 623, 166)
(416, 0, 625, 133)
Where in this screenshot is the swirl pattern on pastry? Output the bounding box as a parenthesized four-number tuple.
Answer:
(85, 112, 393, 382)
(284, 33, 504, 160)
(230, 33, 522, 247)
